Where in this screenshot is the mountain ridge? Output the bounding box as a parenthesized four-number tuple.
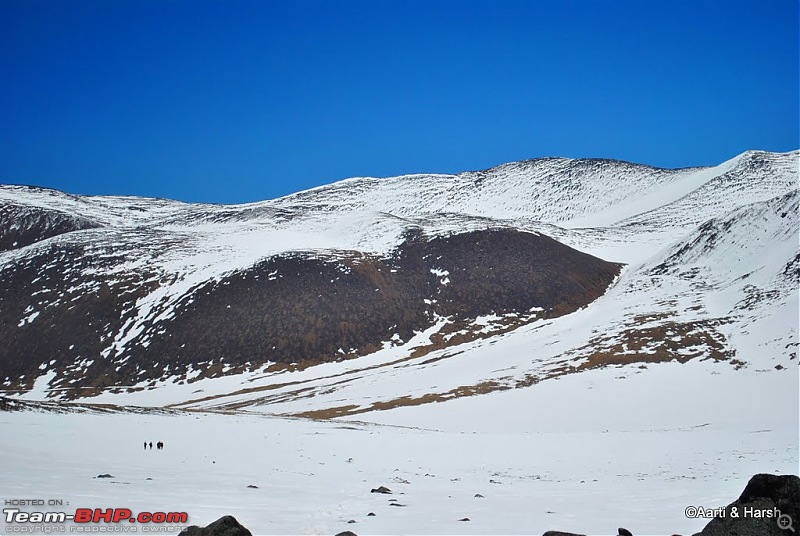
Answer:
(0, 149, 797, 412)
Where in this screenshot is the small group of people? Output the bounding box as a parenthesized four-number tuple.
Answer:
(143, 440, 165, 450)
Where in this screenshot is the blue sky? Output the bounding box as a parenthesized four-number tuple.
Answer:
(1, 0, 798, 204)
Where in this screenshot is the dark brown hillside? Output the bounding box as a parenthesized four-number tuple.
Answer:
(0, 202, 101, 251)
(0, 228, 621, 398)
(0, 242, 162, 393)
(399, 229, 619, 318)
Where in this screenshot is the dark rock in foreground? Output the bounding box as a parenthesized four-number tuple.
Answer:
(693, 473, 800, 536)
(178, 515, 252, 536)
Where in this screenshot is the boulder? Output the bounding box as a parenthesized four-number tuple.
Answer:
(693, 473, 800, 536)
(178, 515, 252, 536)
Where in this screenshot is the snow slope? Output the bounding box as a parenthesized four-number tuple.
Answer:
(66, 170, 797, 418)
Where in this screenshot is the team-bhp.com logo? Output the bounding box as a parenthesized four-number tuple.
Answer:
(4, 508, 188, 533)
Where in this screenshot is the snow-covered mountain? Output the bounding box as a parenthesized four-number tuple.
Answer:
(2, 149, 798, 536)
(0, 149, 797, 412)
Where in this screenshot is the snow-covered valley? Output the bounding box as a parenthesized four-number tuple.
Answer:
(2, 361, 796, 535)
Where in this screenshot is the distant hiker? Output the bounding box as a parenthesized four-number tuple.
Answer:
(157, 441, 164, 450)
(143, 441, 147, 450)
(149, 442, 153, 450)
